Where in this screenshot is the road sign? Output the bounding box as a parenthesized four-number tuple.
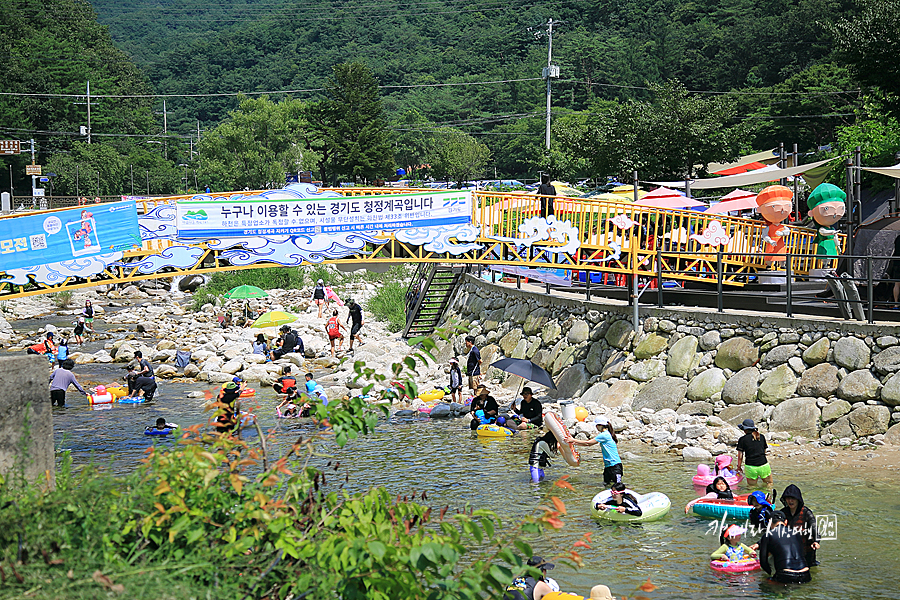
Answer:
(39, 177, 49, 182)
(0, 140, 20, 155)
(26, 164, 41, 176)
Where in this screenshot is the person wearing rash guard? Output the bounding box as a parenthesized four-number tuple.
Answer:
(503, 556, 555, 600)
(758, 511, 811, 584)
(780, 484, 820, 567)
(747, 491, 775, 542)
(711, 524, 757, 562)
(528, 431, 558, 483)
(595, 482, 642, 516)
(684, 476, 734, 513)
(516, 387, 543, 429)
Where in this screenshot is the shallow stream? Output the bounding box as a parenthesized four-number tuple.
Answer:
(21, 313, 900, 599)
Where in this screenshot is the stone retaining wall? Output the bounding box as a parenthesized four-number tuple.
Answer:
(442, 275, 900, 449)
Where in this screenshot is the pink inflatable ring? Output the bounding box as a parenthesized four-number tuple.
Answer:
(710, 558, 760, 573)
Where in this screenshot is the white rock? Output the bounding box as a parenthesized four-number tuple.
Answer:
(221, 359, 243, 374)
(682, 446, 713, 461)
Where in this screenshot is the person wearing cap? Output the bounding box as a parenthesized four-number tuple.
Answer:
(312, 279, 326, 318)
(758, 510, 811, 584)
(735, 418, 772, 488)
(271, 325, 302, 360)
(711, 524, 757, 562)
(232, 375, 247, 394)
(347, 298, 364, 351)
(565, 416, 622, 485)
(503, 556, 555, 600)
(448, 357, 462, 404)
(27, 331, 56, 358)
(713, 454, 736, 478)
(515, 387, 543, 430)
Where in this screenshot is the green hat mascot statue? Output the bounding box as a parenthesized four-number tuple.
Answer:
(807, 183, 846, 257)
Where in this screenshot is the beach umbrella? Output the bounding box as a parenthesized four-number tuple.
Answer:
(251, 310, 296, 328)
(636, 197, 708, 209)
(641, 186, 685, 200)
(489, 358, 557, 390)
(224, 285, 269, 299)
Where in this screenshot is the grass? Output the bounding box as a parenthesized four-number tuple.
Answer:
(51, 291, 73, 309)
(366, 280, 408, 332)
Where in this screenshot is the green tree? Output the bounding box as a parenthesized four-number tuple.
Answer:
(557, 81, 751, 181)
(391, 109, 439, 180)
(431, 129, 492, 189)
(197, 95, 318, 191)
(307, 62, 394, 184)
(830, 0, 900, 117)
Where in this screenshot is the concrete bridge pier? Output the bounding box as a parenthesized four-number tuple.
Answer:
(0, 355, 54, 489)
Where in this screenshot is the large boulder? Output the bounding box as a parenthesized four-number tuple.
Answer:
(757, 364, 797, 404)
(677, 401, 714, 416)
(885, 423, 900, 446)
(634, 333, 668, 359)
(155, 364, 178, 379)
(221, 359, 243, 375)
(551, 346, 578, 376)
(832, 337, 870, 370)
(880, 372, 900, 407)
(596, 380, 639, 408)
(761, 344, 798, 369)
(667, 335, 699, 378)
(580, 382, 609, 405)
(821, 399, 851, 423)
(797, 363, 839, 398)
(178, 274, 206, 292)
(627, 359, 665, 382)
(848, 405, 891, 436)
(715, 337, 759, 370)
(722, 367, 759, 405)
(548, 364, 590, 399)
(541, 321, 562, 345)
(585, 342, 606, 375)
(428, 404, 453, 419)
(567, 320, 590, 344)
(686, 368, 727, 401)
(801, 337, 829, 365)
(600, 352, 627, 381)
(718, 403, 766, 429)
(768, 397, 820, 436)
(632, 376, 687, 412)
(825, 415, 853, 439)
(183, 363, 200, 378)
(499, 328, 522, 356)
(873, 346, 900, 374)
(682, 446, 713, 462)
(836, 369, 882, 402)
(605, 319, 634, 349)
(523, 308, 550, 336)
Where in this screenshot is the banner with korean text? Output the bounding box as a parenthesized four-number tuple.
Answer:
(174, 190, 472, 239)
(0, 200, 140, 271)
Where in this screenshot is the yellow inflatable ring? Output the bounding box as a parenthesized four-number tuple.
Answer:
(417, 389, 445, 402)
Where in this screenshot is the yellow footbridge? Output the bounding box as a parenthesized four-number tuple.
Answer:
(0, 187, 841, 300)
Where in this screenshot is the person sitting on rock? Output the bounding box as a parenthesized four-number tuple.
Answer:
(515, 387, 543, 430)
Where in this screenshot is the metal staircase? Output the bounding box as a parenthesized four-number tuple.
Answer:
(402, 264, 468, 338)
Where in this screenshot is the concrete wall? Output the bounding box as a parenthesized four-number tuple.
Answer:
(0, 355, 54, 487)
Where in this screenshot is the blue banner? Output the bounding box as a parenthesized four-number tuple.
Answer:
(0, 200, 140, 271)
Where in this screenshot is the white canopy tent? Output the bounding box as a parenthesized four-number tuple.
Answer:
(862, 164, 900, 179)
(649, 156, 840, 190)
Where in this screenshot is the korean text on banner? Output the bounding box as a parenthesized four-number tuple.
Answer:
(174, 190, 472, 239)
(0, 200, 140, 271)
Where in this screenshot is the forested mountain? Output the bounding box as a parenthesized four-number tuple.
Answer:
(2, 0, 897, 193)
(90, 0, 851, 136)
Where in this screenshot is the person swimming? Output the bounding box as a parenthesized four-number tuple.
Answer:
(595, 482, 642, 517)
(711, 524, 757, 563)
(685, 476, 733, 513)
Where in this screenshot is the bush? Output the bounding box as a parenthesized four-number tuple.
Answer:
(367, 280, 408, 332)
(51, 291, 73, 309)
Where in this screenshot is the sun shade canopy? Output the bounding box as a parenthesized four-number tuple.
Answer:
(649, 157, 840, 190)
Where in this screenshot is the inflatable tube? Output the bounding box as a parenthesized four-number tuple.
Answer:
(693, 472, 744, 488)
(107, 386, 128, 400)
(275, 406, 300, 419)
(144, 427, 175, 436)
(88, 393, 114, 405)
(710, 558, 760, 573)
(418, 404, 436, 414)
(590, 489, 671, 523)
(118, 396, 146, 404)
(476, 424, 513, 438)
(545, 411, 580, 467)
(240, 388, 256, 398)
(691, 494, 752, 519)
(417, 389, 445, 402)
(543, 593, 584, 600)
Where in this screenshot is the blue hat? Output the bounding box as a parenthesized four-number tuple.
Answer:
(496, 416, 506, 426)
(233, 376, 242, 384)
(748, 491, 772, 508)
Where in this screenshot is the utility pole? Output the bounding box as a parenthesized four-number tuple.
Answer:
(87, 81, 91, 144)
(163, 99, 168, 160)
(541, 19, 560, 151)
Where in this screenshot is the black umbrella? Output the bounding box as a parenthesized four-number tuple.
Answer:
(489, 358, 557, 390)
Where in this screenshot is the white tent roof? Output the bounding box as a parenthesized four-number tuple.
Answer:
(862, 163, 900, 179)
(649, 157, 840, 190)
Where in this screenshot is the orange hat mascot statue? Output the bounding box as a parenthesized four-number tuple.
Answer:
(755, 185, 793, 264)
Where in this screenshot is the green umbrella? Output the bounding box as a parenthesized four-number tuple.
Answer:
(251, 310, 297, 329)
(224, 285, 269, 299)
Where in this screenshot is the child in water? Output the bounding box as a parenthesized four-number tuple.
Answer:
(685, 476, 734, 513)
(528, 431, 558, 483)
(714, 454, 736, 478)
(596, 482, 642, 516)
(711, 524, 757, 563)
(146, 417, 178, 433)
